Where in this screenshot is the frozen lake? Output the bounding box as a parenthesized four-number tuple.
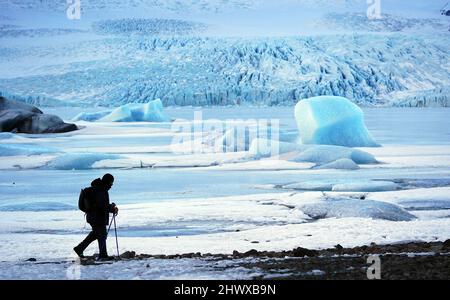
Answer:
(1, 107, 450, 262)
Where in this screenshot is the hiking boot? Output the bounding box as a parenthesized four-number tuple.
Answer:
(73, 246, 85, 258)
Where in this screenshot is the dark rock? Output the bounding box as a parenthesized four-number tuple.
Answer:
(26, 258, 37, 262)
(0, 97, 78, 134)
(443, 239, 450, 249)
(120, 251, 136, 259)
(244, 249, 259, 257)
(251, 241, 260, 244)
(0, 97, 42, 113)
(335, 244, 344, 251)
(292, 247, 318, 257)
(181, 253, 195, 258)
(232, 250, 241, 257)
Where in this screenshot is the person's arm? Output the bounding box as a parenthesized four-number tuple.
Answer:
(109, 202, 118, 215)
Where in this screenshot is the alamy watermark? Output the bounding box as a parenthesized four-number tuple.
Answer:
(66, 258, 82, 280)
(367, 255, 381, 279)
(66, 0, 81, 20)
(367, 0, 382, 20)
(170, 111, 280, 158)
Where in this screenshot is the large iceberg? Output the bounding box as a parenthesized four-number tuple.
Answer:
(73, 99, 170, 122)
(295, 96, 380, 147)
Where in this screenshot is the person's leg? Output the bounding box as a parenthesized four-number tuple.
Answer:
(93, 225, 108, 258)
(74, 228, 97, 256)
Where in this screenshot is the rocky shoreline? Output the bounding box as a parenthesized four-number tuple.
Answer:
(76, 240, 450, 280)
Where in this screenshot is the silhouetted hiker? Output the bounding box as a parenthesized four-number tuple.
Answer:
(74, 174, 119, 260)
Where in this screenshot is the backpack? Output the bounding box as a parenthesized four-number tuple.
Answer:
(78, 187, 95, 213)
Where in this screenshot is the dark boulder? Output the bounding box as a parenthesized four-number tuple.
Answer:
(244, 249, 259, 257)
(443, 239, 450, 249)
(120, 251, 136, 259)
(0, 97, 42, 113)
(0, 97, 78, 134)
(292, 247, 318, 257)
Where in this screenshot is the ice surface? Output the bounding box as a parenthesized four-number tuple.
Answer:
(332, 181, 400, 192)
(0, 202, 76, 212)
(290, 145, 378, 165)
(0, 132, 24, 140)
(0, 144, 58, 156)
(99, 99, 170, 122)
(283, 181, 336, 191)
(45, 153, 122, 170)
(295, 96, 379, 147)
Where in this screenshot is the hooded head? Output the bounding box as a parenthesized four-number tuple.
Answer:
(101, 173, 114, 191)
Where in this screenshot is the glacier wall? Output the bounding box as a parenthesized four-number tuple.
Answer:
(0, 32, 449, 107)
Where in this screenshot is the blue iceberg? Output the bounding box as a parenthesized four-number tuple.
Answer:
(295, 96, 380, 147)
(72, 99, 171, 122)
(100, 99, 170, 122)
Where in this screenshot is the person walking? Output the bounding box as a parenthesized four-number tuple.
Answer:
(74, 174, 119, 260)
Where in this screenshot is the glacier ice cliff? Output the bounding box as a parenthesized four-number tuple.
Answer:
(1, 34, 448, 107)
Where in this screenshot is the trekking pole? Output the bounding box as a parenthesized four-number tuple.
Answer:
(107, 215, 114, 235)
(113, 214, 120, 258)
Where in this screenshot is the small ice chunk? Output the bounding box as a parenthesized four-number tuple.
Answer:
(315, 158, 360, 170)
(332, 181, 399, 192)
(295, 96, 380, 147)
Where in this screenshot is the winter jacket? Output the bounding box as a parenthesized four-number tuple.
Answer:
(86, 178, 116, 226)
